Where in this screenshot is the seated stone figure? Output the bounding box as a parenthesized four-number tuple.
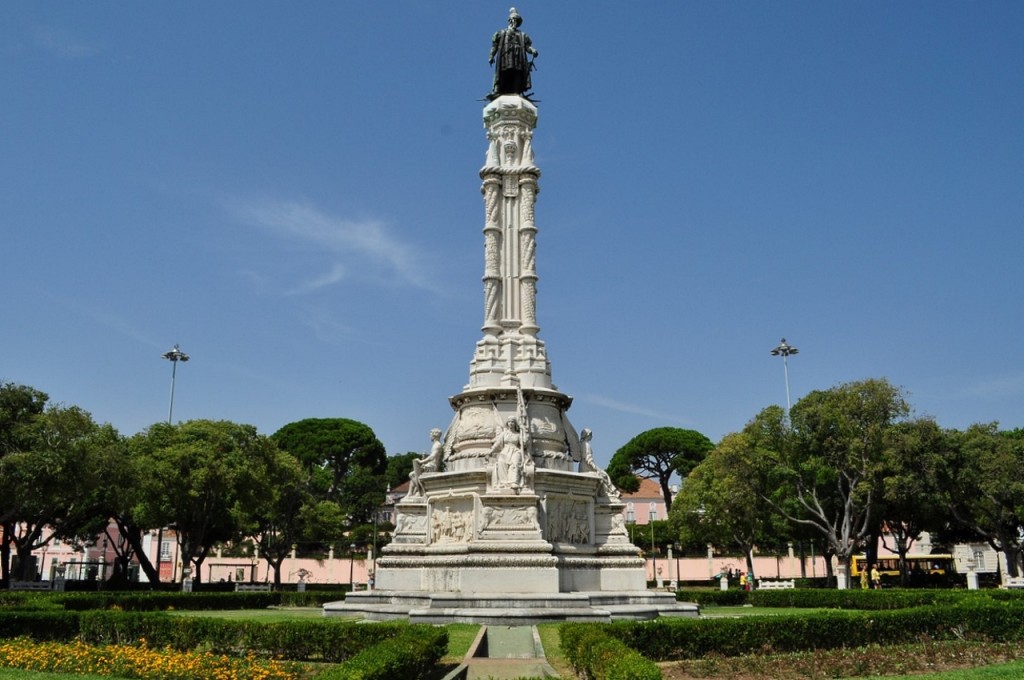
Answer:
(578, 428, 620, 499)
(408, 428, 443, 497)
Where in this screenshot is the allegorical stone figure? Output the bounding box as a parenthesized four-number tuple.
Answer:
(579, 428, 621, 499)
(489, 7, 538, 98)
(409, 428, 444, 497)
(490, 417, 525, 491)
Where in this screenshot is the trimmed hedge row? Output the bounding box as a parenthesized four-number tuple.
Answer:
(0, 609, 420, 663)
(0, 611, 82, 641)
(677, 587, 1024, 610)
(560, 623, 661, 680)
(0, 590, 345, 612)
(605, 600, 1024, 661)
(318, 625, 448, 680)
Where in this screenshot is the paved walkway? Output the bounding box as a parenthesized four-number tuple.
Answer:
(457, 625, 560, 680)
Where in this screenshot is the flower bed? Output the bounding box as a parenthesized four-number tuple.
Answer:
(0, 637, 300, 680)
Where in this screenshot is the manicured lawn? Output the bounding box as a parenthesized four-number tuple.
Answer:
(441, 623, 481, 662)
(899, 662, 1024, 679)
(537, 623, 572, 678)
(698, 605, 833, 618)
(167, 606, 331, 621)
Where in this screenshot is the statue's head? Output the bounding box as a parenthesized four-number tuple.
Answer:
(580, 428, 592, 441)
(506, 417, 519, 431)
(508, 7, 523, 27)
(430, 428, 442, 440)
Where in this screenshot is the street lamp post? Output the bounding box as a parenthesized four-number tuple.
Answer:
(770, 338, 799, 418)
(161, 344, 190, 423)
(674, 541, 681, 590)
(650, 507, 658, 587)
(349, 543, 357, 591)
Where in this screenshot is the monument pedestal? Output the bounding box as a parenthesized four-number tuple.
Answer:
(372, 468, 645, 595)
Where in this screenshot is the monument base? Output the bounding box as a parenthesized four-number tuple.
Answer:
(323, 590, 699, 625)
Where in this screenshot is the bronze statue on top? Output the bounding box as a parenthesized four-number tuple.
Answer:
(489, 7, 538, 99)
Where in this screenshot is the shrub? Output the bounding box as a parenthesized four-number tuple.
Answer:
(560, 623, 661, 680)
(0, 611, 81, 641)
(317, 625, 448, 680)
(676, 589, 748, 606)
(75, 612, 406, 662)
(601, 600, 1024, 661)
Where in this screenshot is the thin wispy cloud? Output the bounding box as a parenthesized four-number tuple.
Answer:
(33, 27, 97, 59)
(960, 372, 1024, 400)
(299, 305, 354, 345)
(228, 199, 438, 294)
(582, 394, 687, 424)
(46, 292, 159, 349)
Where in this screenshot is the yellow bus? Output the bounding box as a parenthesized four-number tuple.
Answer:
(851, 554, 954, 577)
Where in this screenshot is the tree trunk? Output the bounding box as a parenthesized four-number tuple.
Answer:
(999, 530, 1020, 578)
(13, 540, 37, 581)
(823, 547, 836, 588)
(269, 556, 284, 588)
(0, 522, 12, 585)
(117, 521, 160, 585)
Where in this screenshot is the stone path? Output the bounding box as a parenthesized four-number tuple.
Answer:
(446, 625, 560, 679)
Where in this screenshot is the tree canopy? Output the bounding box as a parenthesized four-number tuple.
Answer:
(772, 378, 910, 571)
(608, 427, 713, 512)
(130, 420, 279, 582)
(669, 430, 788, 575)
(271, 418, 387, 526)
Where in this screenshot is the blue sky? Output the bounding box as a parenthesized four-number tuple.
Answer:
(3, 2, 1022, 466)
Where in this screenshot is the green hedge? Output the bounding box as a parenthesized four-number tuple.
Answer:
(675, 589, 748, 606)
(76, 612, 408, 662)
(0, 611, 82, 641)
(317, 625, 448, 680)
(605, 600, 1024, 661)
(0, 609, 418, 664)
(0, 590, 346, 612)
(677, 587, 1012, 610)
(560, 623, 661, 680)
(746, 588, 962, 610)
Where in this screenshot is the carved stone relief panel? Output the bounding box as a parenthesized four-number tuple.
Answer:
(477, 503, 540, 537)
(429, 498, 475, 545)
(544, 497, 592, 545)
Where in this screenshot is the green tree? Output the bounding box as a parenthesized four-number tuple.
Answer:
(271, 418, 387, 524)
(70, 432, 160, 585)
(670, 430, 787, 577)
(769, 378, 910, 586)
(944, 424, 1024, 578)
(0, 404, 116, 581)
(385, 452, 420, 491)
(233, 446, 345, 587)
(877, 418, 952, 585)
(608, 427, 713, 512)
(0, 383, 49, 584)
(132, 420, 272, 583)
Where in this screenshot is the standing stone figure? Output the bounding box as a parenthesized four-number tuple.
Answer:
(490, 417, 526, 491)
(408, 428, 444, 498)
(578, 428, 620, 499)
(489, 7, 538, 98)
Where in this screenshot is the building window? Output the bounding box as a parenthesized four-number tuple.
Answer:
(160, 542, 172, 560)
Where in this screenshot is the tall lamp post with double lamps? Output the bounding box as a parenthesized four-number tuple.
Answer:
(161, 344, 190, 424)
(770, 338, 798, 420)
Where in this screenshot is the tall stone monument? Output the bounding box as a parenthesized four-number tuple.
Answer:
(326, 9, 695, 623)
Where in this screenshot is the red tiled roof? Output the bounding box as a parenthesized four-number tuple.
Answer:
(619, 477, 665, 501)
